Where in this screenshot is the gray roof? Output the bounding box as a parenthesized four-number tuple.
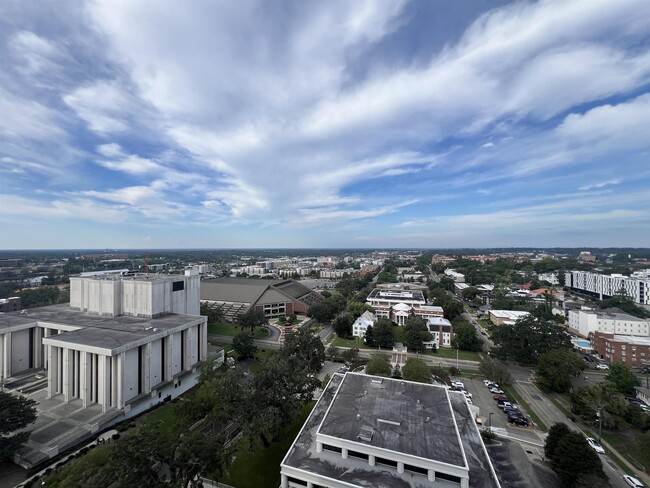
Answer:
(1, 304, 203, 353)
(200, 277, 320, 307)
(282, 373, 500, 488)
(319, 374, 465, 466)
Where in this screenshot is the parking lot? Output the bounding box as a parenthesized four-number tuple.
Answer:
(460, 377, 543, 444)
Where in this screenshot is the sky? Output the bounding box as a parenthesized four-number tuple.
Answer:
(1, 0, 650, 250)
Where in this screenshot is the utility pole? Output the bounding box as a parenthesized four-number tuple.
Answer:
(456, 345, 459, 371)
(597, 408, 602, 444)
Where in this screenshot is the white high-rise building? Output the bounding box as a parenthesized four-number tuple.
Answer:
(565, 270, 650, 305)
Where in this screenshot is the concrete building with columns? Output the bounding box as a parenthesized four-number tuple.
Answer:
(281, 373, 500, 488)
(0, 272, 209, 468)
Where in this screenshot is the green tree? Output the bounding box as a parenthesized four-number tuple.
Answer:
(479, 357, 511, 386)
(442, 299, 464, 321)
(364, 324, 375, 347)
(347, 301, 374, 319)
(365, 354, 392, 377)
(451, 320, 482, 352)
(200, 302, 224, 325)
(403, 315, 433, 353)
(402, 358, 432, 384)
(372, 318, 396, 348)
(544, 422, 572, 460)
(281, 327, 325, 373)
(232, 331, 257, 359)
(491, 315, 571, 365)
(600, 289, 650, 318)
(237, 308, 268, 332)
(606, 363, 639, 395)
(0, 391, 38, 461)
(570, 383, 627, 429)
(549, 431, 605, 487)
(537, 349, 585, 393)
(333, 313, 354, 339)
(461, 286, 480, 301)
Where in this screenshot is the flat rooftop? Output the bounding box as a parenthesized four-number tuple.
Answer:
(283, 373, 500, 488)
(1, 304, 203, 352)
(367, 288, 425, 301)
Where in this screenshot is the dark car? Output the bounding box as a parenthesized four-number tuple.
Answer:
(493, 394, 508, 401)
(508, 414, 529, 426)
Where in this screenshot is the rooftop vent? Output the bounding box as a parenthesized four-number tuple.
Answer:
(358, 428, 374, 442)
(371, 378, 383, 384)
(378, 418, 401, 426)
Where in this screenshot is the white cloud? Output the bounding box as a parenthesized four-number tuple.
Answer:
(97, 143, 124, 158)
(578, 179, 622, 191)
(63, 80, 134, 133)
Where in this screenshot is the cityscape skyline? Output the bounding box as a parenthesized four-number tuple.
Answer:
(2, 0, 650, 250)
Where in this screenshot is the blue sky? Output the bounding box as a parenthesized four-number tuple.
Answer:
(1, 0, 649, 249)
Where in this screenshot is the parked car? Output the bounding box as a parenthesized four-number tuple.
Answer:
(498, 401, 513, 410)
(586, 437, 605, 454)
(623, 475, 645, 488)
(490, 387, 504, 394)
(507, 412, 529, 426)
(494, 394, 508, 402)
(461, 390, 472, 399)
(483, 379, 493, 387)
(596, 363, 609, 370)
(452, 380, 465, 389)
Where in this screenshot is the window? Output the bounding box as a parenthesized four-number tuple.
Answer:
(287, 477, 307, 487)
(322, 444, 342, 454)
(436, 472, 461, 484)
(405, 464, 428, 476)
(172, 281, 184, 292)
(348, 450, 369, 460)
(376, 457, 398, 468)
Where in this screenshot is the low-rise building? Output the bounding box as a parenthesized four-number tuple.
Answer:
(425, 317, 454, 348)
(280, 373, 500, 488)
(568, 309, 650, 338)
(445, 269, 465, 283)
(0, 296, 21, 313)
(591, 332, 650, 367)
(366, 288, 443, 325)
(352, 311, 376, 338)
(488, 310, 530, 326)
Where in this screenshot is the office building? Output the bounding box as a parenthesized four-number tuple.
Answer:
(565, 270, 650, 305)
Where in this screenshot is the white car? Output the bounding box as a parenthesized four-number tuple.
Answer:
(623, 475, 645, 488)
(596, 363, 609, 370)
(461, 390, 472, 399)
(490, 388, 504, 394)
(483, 379, 494, 387)
(586, 437, 605, 454)
(451, 380, 465, 389)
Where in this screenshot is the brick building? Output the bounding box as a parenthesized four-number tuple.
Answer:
(591, 332, 650, 367)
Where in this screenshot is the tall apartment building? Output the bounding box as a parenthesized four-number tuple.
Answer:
(565, 270, 650, 305)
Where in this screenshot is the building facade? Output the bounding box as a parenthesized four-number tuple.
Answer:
(591, 332, 650, 367)
(425, 317, 454, 348)
(366, 288, 443, 325)
(280, 373, 501, 488)
(487, 310, 530, 326)
(352, 311, 377, 338)
(565, 270, 650, 305)
(567, 309, 650, 338)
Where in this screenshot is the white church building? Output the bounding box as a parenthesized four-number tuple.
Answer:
(0, 271, 209, 467)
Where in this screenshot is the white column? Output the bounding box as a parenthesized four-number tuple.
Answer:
(144, 343, 151, 393)
(341, 448, 348, 460)
(280, 474, 288, 488)
(0, 334, 4, 385)
(461, 477, 469, 488)
(316, 442, 323, 453)
(43, 329, 50, 370)
(47, 346, 58, 398)
(369, 454, 375, 466)
(117, 352, 125, 408)
(62, 348, 73, 402)
(201, 322, 208, 360)
(80, 352, 91, 407)
(98, 355, 112, 412)
(165, 336, 173, 380)
(3, 332, 12, 379)
(397, 462, 404, 474)
(428, 470, 436, 482)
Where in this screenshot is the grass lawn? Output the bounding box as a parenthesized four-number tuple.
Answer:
(221, 401, 316, 488)
(208, 322, 269, 339)
(422, 347, 482, 362)
(142, 403, 179, 434)
(330, 335, 369, 348)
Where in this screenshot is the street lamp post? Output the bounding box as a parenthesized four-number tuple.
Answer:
(597, 408, 602, 444)
(456, 345, 459, 371)
(488, 412, 493, 430)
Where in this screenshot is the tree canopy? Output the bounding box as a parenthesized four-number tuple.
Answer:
(365, 354, 392, 377)
(371, 318, 396, 348)
(491, 315, 572, 365)
(232, 331, 257, 359)
(402, 358, 432, 384)
(403, 315, 432, 353)
(333, 313, 354, 339)
(451, 319, 482, 352)
(281, 327, 325, 373)
(606, 363, 639, 395)
(237, 308, 268, 332)
(536, 349, 585, 393)
(0, 391, 38, 461)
